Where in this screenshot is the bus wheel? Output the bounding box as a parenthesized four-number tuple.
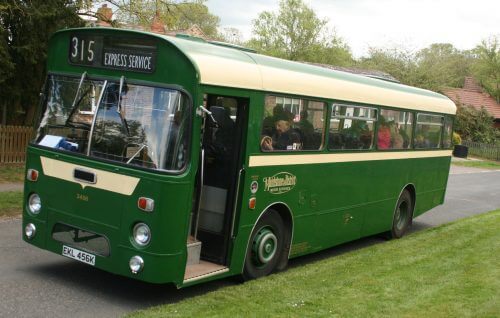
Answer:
(390, 190, 413, 239)
(243, 211, 286, 280)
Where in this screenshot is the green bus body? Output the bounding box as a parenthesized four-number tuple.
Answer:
(23, 28, 454, 288)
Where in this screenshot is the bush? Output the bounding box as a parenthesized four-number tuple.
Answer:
(454, 105, 499, 144)
(452, 132, 462, 145)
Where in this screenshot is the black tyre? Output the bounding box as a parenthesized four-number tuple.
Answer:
(390, 189, 413, 239)
(242, 211, 287, 280)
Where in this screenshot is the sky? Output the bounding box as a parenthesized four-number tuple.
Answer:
(205, 0, 500, 57)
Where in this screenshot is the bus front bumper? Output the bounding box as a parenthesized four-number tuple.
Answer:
(22, 211, 185, 285)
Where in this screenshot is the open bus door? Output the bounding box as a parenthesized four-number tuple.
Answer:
(184, 94, 248, 283)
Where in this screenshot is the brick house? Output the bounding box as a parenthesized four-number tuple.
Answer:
(442, 77, 500, 128)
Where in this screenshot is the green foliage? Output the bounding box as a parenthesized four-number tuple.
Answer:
(114, 0, 220, 38)
(0, 191, 23, 218)
(472, 37, 500, 103)
(358, 46, 417, 85)
(0, 164, 25, 183)
(248, 0, 353, 66)
(0, 26, 14, 86)
(358, 43, 474, 89)
(452, 160, 500, 169)
(452, 132, 462, 146)
(414, 43, 474, 91)
(0, 0, 84, 125)
(454, 105, 499, 144)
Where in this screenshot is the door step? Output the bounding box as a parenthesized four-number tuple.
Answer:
(184, 260, 228, 283)
(187, 236, 202, 266)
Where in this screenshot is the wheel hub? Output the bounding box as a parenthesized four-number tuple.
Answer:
(252, 227, 277, 265)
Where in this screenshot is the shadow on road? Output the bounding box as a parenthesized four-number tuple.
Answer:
(19, 219, 434, 312)
(22, 259, 237, 310)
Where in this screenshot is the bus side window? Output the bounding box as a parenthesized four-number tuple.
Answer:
(261, 96, 326, 151)
(328, 105, 377, 150)
(414, 113, 443, 149)
(378, 109, 413, 150)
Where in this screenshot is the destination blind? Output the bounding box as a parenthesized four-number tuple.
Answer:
(102, 50, 155, 73)
(68, 33, 157, 73)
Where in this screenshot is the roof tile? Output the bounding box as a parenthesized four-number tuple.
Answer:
(442, 87, 500, 119)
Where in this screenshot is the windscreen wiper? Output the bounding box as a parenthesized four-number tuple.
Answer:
(116, 75, 130, 136)
(126, 143, 148, 164)
(65, 72, 89, 127)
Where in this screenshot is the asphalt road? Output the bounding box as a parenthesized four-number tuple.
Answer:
(1, 165, 499, 318)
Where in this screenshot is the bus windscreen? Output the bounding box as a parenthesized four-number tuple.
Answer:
(36, 74, 190, 171)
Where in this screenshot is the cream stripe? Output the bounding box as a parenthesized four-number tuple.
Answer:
(40, 157, 140, 195)
(248, 150, 452, 167)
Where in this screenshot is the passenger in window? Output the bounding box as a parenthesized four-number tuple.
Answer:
(262, 105, 285, 137)
(298, 110, 315, 149)
(392, 130, 404, 148)
(261, 112, 301, 151)
(377, 119, 391, 149)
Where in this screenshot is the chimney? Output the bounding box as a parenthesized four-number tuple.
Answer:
(463, 76, 483, 92)
(151, 10, 165, 34)
(96, 4, 113, 26)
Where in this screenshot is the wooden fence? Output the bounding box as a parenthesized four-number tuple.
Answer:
(462, 141, 500, 161)
(0, 125, 34, 164)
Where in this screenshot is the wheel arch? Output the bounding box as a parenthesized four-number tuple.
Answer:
(241, 201, 294, 273)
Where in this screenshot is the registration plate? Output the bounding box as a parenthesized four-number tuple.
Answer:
(62, 245, 96, 266)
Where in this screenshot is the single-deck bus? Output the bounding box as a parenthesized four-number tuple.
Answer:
(23, 27, 455, 287)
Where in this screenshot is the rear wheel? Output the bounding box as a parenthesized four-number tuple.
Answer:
(390, 189, 413, 238)
(243, 211, 286, 280)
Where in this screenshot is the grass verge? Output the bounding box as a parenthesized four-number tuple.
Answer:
(452, 159, 500, 170)
(0, 164, 25, 183)
(0, 191, 23, 218)
(129, 210, 500, 318)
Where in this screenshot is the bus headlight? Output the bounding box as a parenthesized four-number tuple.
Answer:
(25, 223, 36, 239)
(28, 193, 42, 215)
(133, 223, 151, 246)
(129, 256, 144, 274)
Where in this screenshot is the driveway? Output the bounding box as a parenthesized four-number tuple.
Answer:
(1, 165, 499, 318)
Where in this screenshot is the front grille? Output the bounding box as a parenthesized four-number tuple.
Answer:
(52, 223, 110, 256)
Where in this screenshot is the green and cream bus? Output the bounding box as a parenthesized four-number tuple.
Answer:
(23, 27, 455, 288)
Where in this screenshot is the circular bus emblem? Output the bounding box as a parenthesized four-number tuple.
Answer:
(250, 181, 259, 194)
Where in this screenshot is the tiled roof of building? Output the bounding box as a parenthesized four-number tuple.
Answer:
(442, 77, 500, 119)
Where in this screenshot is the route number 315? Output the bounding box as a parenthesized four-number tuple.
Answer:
(70, 36, 95, 62)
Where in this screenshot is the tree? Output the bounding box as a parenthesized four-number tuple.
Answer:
(414, 43, 474, 91)
(111, 0, 220, 38)
(0, 0, 85, 125)
(357, 46, 418, 85)
(454, 105, 499, 144)
(218, 27, 244, 45)
(248, 0, 353, 66)
(358, 43, 474, 90)
(473, 37, 500, 103)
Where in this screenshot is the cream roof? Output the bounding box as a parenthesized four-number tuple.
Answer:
(165, 36, 456, 115)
